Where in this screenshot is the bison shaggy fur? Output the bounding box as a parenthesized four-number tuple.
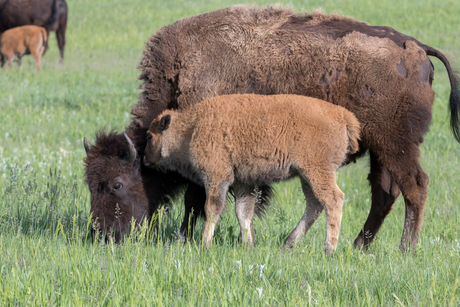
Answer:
(0, 0, 68, 61)
(84, 5, 460, 250)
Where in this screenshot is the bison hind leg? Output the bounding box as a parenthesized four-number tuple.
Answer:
(284, 168, 344, 255)
(353, 152, 401, 250)
(283, 178, 324, 250)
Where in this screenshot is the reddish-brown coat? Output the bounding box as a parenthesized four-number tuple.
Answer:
(0, 25, 47, 71)
(145, 94, 360, 253)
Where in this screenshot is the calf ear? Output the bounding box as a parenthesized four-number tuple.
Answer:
(160, 114, 171, 131)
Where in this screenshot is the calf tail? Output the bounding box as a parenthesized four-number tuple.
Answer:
(42, 29, 49, 54)
(343, 110, 361, 154)
(36, 29, 48, 57)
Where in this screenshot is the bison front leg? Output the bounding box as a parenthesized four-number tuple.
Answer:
(178, 182, 206, 241)
(202, 181, 230, 248)
(233, 184, 256, 248)
(353, 152, 401, 250)
(4, 54, 15, 71)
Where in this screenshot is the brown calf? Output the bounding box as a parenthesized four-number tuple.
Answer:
(0, 25, 48, 71)
(144, 94, 360, 254)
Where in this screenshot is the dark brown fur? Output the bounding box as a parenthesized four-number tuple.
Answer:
(0, 0, 68, 61)
(85, 5, 460, 250)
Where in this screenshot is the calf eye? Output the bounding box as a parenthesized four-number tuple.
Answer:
(146, 135, 152, 141)
(113, 182, 123, 191)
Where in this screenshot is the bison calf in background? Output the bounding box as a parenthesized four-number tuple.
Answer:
(0, 0, 68, 61)
(143, 94, 360, 254)
(0, 25, 48, 71)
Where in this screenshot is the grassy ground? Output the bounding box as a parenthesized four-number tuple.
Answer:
(0, 0, 459, 305)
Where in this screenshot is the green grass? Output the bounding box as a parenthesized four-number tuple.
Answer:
(1, 0, 459, 305)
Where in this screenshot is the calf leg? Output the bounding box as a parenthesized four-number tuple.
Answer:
(6, 56, 14, 71)
(32, 53, 42, 72)
(283, 179, 323, 249)
(354, 151, 401, 249)
(233, 184, 256, 248)
(287, 169, 344, 254)
(312, 174, 344, 254)
(202, 181, 230, 247)
(178, 182, 206, 241)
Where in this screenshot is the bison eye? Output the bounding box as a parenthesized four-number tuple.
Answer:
(113, 182, 123, 191)
(146, 135, 152, 141)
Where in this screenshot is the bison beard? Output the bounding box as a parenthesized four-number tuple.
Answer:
(84, 5, 460, 251)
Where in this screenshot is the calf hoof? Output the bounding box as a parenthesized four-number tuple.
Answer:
(324, 242, 336, 255)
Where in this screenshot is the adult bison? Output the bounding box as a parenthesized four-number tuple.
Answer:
(84, 6, 460, 251)
(0, 0, 68, 61)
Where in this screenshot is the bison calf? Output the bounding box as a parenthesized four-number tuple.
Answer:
(143, 94, 360, 254)
(0, 25, 48, 71)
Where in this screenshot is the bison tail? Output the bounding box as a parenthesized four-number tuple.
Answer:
(42, 0, 59, 31)
(424, 45, 460, 143)
(344, 111, 361, 154)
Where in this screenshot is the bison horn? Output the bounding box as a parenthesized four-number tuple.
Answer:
(123, 132, 137, 166)
(83, 137, 90, 154)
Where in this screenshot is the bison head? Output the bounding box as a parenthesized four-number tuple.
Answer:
(83, 130, 185, 243)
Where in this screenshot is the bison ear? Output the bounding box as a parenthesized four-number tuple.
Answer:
(160, 114, 171, 132)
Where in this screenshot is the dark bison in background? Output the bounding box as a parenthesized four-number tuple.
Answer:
(84, 5, 460, 251)
(0, 0, 68, 61)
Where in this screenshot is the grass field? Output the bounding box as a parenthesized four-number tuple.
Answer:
(1, 0, 459, 305)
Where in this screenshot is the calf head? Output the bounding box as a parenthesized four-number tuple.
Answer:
(144, 114, 171, 167)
